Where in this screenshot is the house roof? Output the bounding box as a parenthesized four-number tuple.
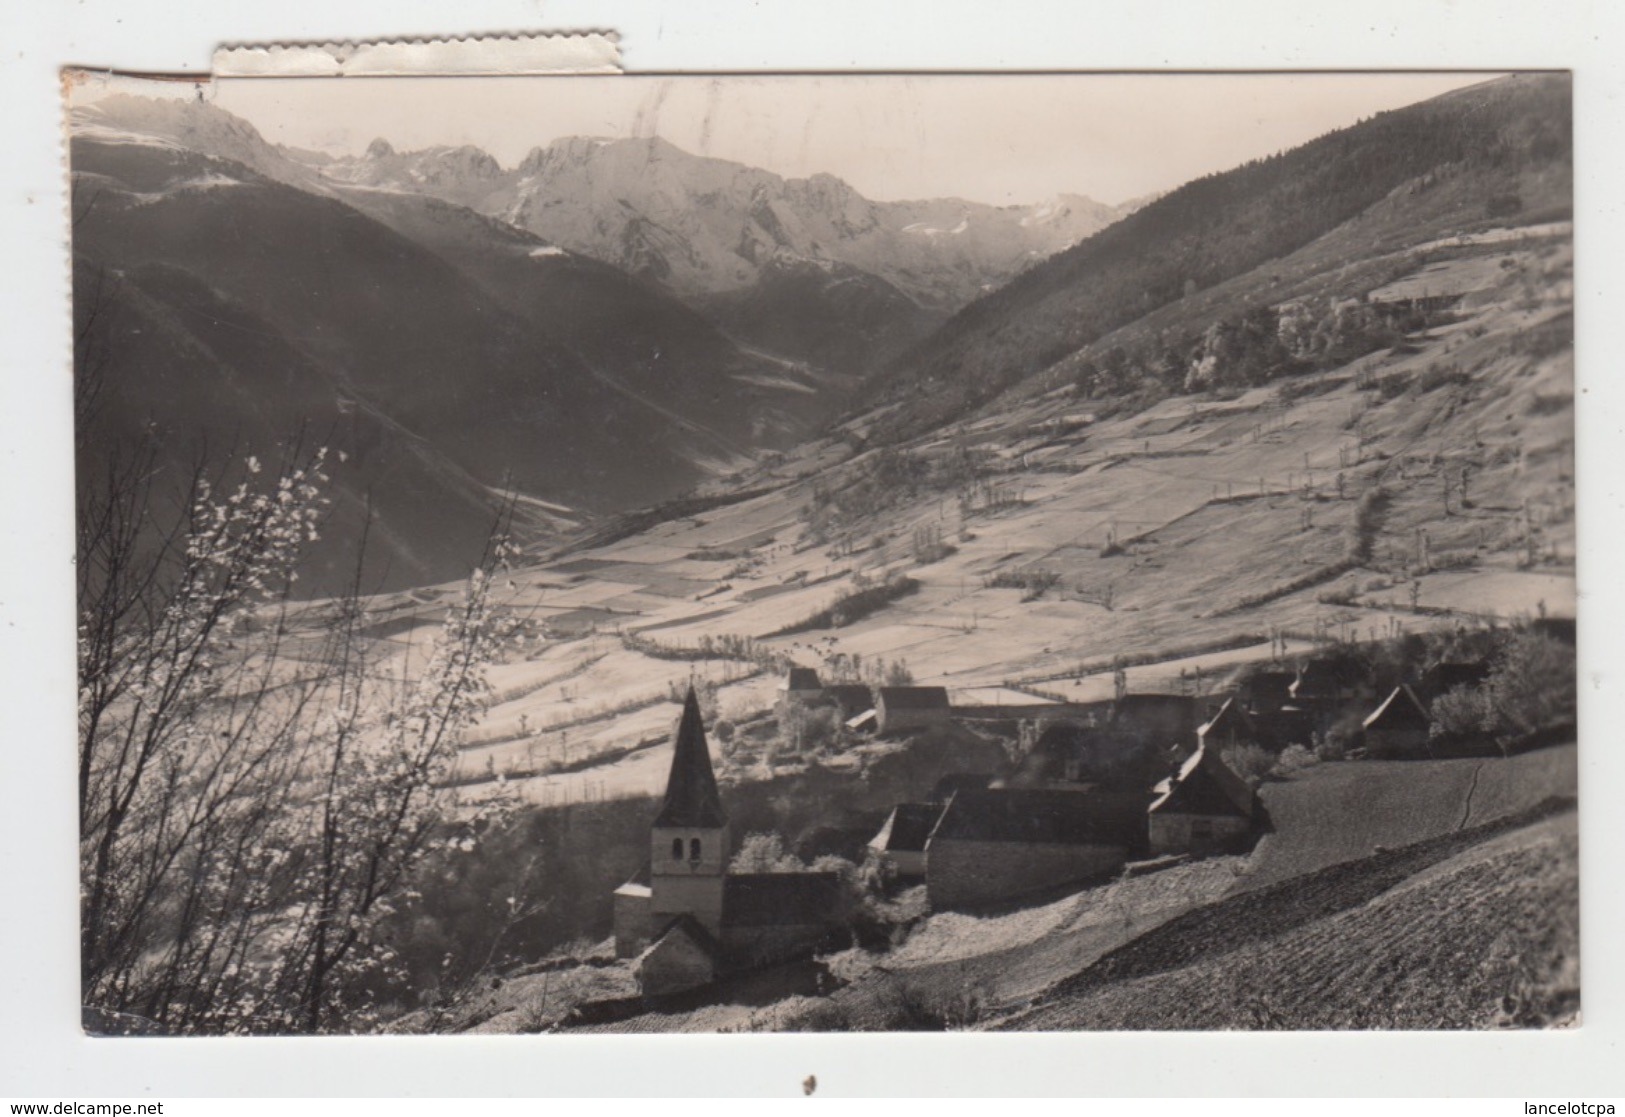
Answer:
(824, 684, 875, 714)
(1362, 685, 1431, 731)
(870, 802, 944, 853)
(1149, 746, 1255, 817)
(1422, 661, 1490, 694)
(1031, 722, 1099, 757)
(878, 686, 951, 710)
(1197, 697, 1255, 741)
(652, 688, 728, 830)
(644, 912, 722, 962)
(722, 872, 843, 928)
(1290, 657, 1368, 698)
(1108, 693, 1200, 739)
(929, 788, 1147, 847)
(930, 772, 994, 803)
(783, 667, 823, 692)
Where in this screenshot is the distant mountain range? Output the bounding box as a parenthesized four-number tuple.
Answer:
(310, 135, 1129, 313)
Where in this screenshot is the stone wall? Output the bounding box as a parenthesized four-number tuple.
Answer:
(651, 874, 725, 935)
(1365, 726, 1430, 759)
(723, 923, 837, 970)
(883, 848, 927, 878)
(1148, 812, 1251, 857)
(926, 839, 1126, 909)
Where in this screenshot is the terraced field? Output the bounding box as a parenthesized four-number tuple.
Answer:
(1237, 744, 1578, 892)
(1002, 807, 1578, 1030)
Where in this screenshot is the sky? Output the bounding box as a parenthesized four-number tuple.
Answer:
(87, 71, 1497, 207)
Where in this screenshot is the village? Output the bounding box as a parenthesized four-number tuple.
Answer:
(585, 606, 1574, 1006)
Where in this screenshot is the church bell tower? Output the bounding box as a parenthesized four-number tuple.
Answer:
(648, 687, 730, 935)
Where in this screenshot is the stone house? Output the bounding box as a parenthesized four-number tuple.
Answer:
(1147, 745, 1256, 857)
(924, 788, 1148, 910)
(775, 666, 825, 723)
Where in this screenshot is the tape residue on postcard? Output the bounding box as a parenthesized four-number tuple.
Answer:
(213, 32, 620, 77)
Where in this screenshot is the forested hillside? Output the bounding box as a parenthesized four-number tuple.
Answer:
(873, 74, 1571, 440)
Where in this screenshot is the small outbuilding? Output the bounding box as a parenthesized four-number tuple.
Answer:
(636, 914, 721, 996)
(867, 802, 944, 878)
(611, 869, 653, 959)
(1362, 685, 1433, 758)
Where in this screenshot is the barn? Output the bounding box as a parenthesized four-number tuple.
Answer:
(924, 788, 1148, 909)
(1147, 745, 1256, 857)
(876, 686, 952, 734)
(1362, 685, 1433, 758)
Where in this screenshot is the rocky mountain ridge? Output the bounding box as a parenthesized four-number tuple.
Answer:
(312, 133, 1130, 311)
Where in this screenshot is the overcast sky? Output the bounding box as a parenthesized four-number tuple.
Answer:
(101, 72, 1497, 206)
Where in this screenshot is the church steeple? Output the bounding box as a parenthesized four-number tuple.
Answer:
(654, 687, 728, 829)
(648, 687, 730, 934)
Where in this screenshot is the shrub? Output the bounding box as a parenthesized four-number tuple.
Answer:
(1429, 629, 1575, 745)
(1430, 685, 1495, 739)
(1273, 743, 1320, 777)
(1484, 630, 1576, 737)
(730, 833, 806, 874)
(1418, 363, 1471, 393)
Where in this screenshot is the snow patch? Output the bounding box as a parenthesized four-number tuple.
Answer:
(73, 124, 185, 152)
(527, 246, 568, 258)
(902, 216, 970, 237)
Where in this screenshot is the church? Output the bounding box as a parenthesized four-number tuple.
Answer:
(611, 688, 847, 995)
